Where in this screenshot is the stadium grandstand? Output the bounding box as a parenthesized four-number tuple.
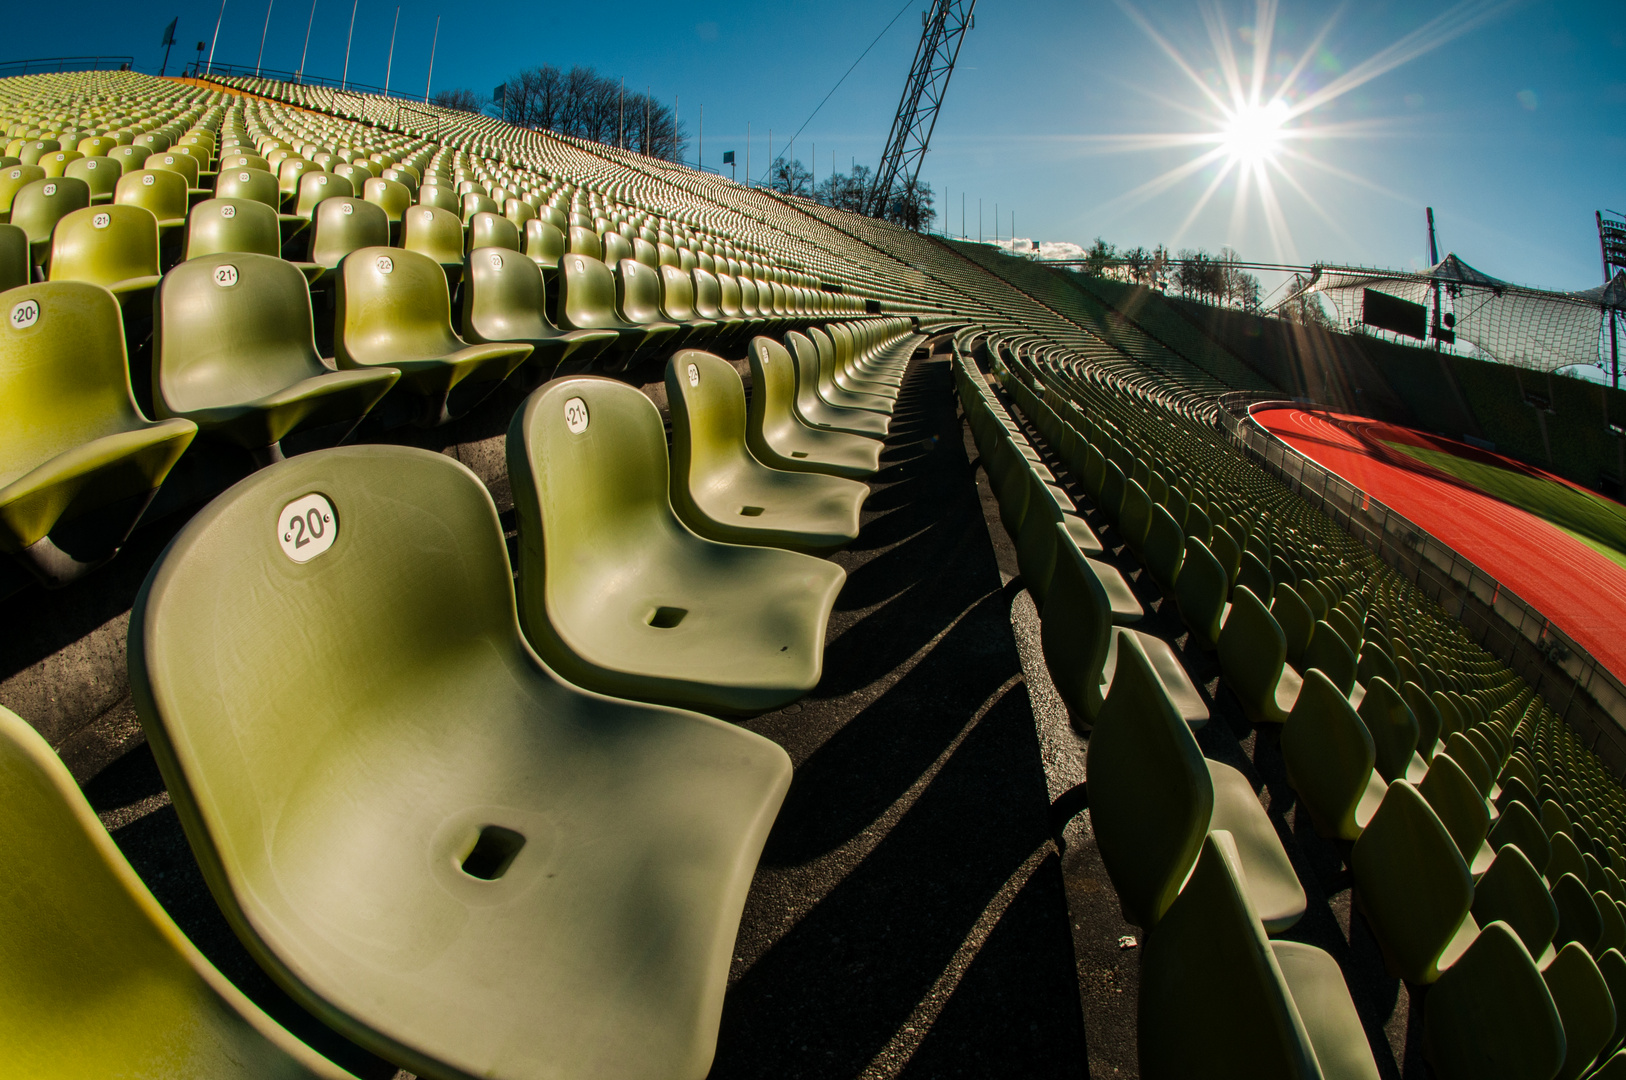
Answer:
(4, 65, 1626, 1080)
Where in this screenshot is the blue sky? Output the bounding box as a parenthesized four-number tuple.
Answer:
(12, 0, 1624, 291)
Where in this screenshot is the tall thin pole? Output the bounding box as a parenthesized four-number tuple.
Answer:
(423, 15, 438, 103)
(255, 0, 274, 76)
(384, 6, 399, 95)
(1602, 212, 1620, 389)
(206, 0, 227, 74)
(962, 192, 965, 237)
(1427, 206, 1442, 351)
(341, 0, 358, 89)
(297, 0, 317, 81)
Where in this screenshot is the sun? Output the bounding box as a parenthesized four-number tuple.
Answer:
(1076, 0, 1515, 261)
(1219, 99, 1290, 166)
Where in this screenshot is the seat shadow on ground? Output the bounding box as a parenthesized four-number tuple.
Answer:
(718, 357, 1089, 1078)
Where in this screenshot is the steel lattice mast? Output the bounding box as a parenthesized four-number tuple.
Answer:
(865, 0, 976, 221)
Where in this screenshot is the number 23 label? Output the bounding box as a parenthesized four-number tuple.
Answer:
(277, 493, 338, 563)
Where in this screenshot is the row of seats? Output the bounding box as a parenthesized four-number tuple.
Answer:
(3, 303, 921, 1077)
(975, 330, 1626, 1080)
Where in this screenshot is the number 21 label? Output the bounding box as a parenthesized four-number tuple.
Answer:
(277, 493, 338, 563)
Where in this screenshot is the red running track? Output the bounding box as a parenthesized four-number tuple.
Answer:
(1254, 407, 1626, 680)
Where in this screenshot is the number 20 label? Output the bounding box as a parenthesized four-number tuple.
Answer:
(278, 493, 338, 563)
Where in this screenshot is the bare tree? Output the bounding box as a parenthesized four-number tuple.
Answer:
(433, 88, 482, 112)
(770, 157, 813, 197)
(881, 178, 936, 232)
(489, 63, 687, 162)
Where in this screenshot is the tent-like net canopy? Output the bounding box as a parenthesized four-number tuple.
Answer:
(1284, 255, 1626, 374)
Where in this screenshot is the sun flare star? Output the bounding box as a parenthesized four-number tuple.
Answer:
(1075, 0, 1514, 263)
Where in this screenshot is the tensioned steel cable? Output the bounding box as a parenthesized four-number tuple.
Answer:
(758, 0, 915, 186)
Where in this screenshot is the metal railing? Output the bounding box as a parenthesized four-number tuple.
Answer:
(1220, 399, 1626, 778)
(0, 56, 134, 77)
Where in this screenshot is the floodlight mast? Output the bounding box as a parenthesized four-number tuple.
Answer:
(865, 0, 976, 222)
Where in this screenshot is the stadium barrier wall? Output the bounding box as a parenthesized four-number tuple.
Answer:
(1217, 393, 1626, 779)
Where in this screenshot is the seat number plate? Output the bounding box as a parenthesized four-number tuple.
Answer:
(687, 363, 700, 387)
(92, 212, 110, 229)
(278, 493, 337, 563)
(214, 264, 238, 287)
(220, 204, 236, 218)
(375, 255, 393, 274)
(563, 397, 589, 434)
(10, 299, 40, 330)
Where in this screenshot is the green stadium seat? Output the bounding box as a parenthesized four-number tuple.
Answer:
(1087, 634, 1303, 931)
(1423, 922, 1565, 1080)
(664, 350, 866, 553)
(114, 168, 187, 237)
(0, 705, 360, 1079)
(45, 206, 162, 312)
(1490, 798, 1552, 870)
(1139, 501, 1183, 595)
(183, 198, 320, 282)
(0, 281, 195, 585)
(0, 224, 26, 291)
(1554, 873, 1604, 952)
(1, 164, 47, 223)
(524, 218, 566, 273)
(145, 152, 206, 205)
(461, 248, 617, 384)
(1283, 668, 1388, 841)
(336, 247, 529, 427)
(109, 145, 152, 174)
(1472, 844, 1560, 960)
(610, 257, 682, 353)
(306, 196, 388, 277)
(361, 176, 411, 241)
(130, 443, 792, 1080)
(744, 337, 883, 479)
(1403, 680, 1445, 757)
(658, 265, 719, 345)
(401, 204, 467, 282)
(1302, 618, 1359, 698)
(1138, 831, 1380, 1080)
(1174, 536, 1229, 651)
(62, 156, 118, 204)
(1271, 585, 1315, 668)
(1351, 781, 1477, 984)
(506, 376, 846, 715)
(469, 211, 520, 254)
(11, 177, 90, 266)
(1544, 942, 1616, 1080)
(416, 184, 459, 213)
(1040, 521, 1207, 728)
(291, 171, 352, 224)
(1356, 676, 1427, 783)
(557, 252, 674, 370)
(1217, 585, 1304, 725)
(154, 253, 398, 463)
(784, 332, 889, 439)
(1419, 753, 1496, 878)
(792, 331, 893, 415)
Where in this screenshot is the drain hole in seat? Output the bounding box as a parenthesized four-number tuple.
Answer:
(739, 506, 765, 517)
(790, 451, 809, 459)
(647, 606, 688, 628)
(461, 825, 526, 880)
